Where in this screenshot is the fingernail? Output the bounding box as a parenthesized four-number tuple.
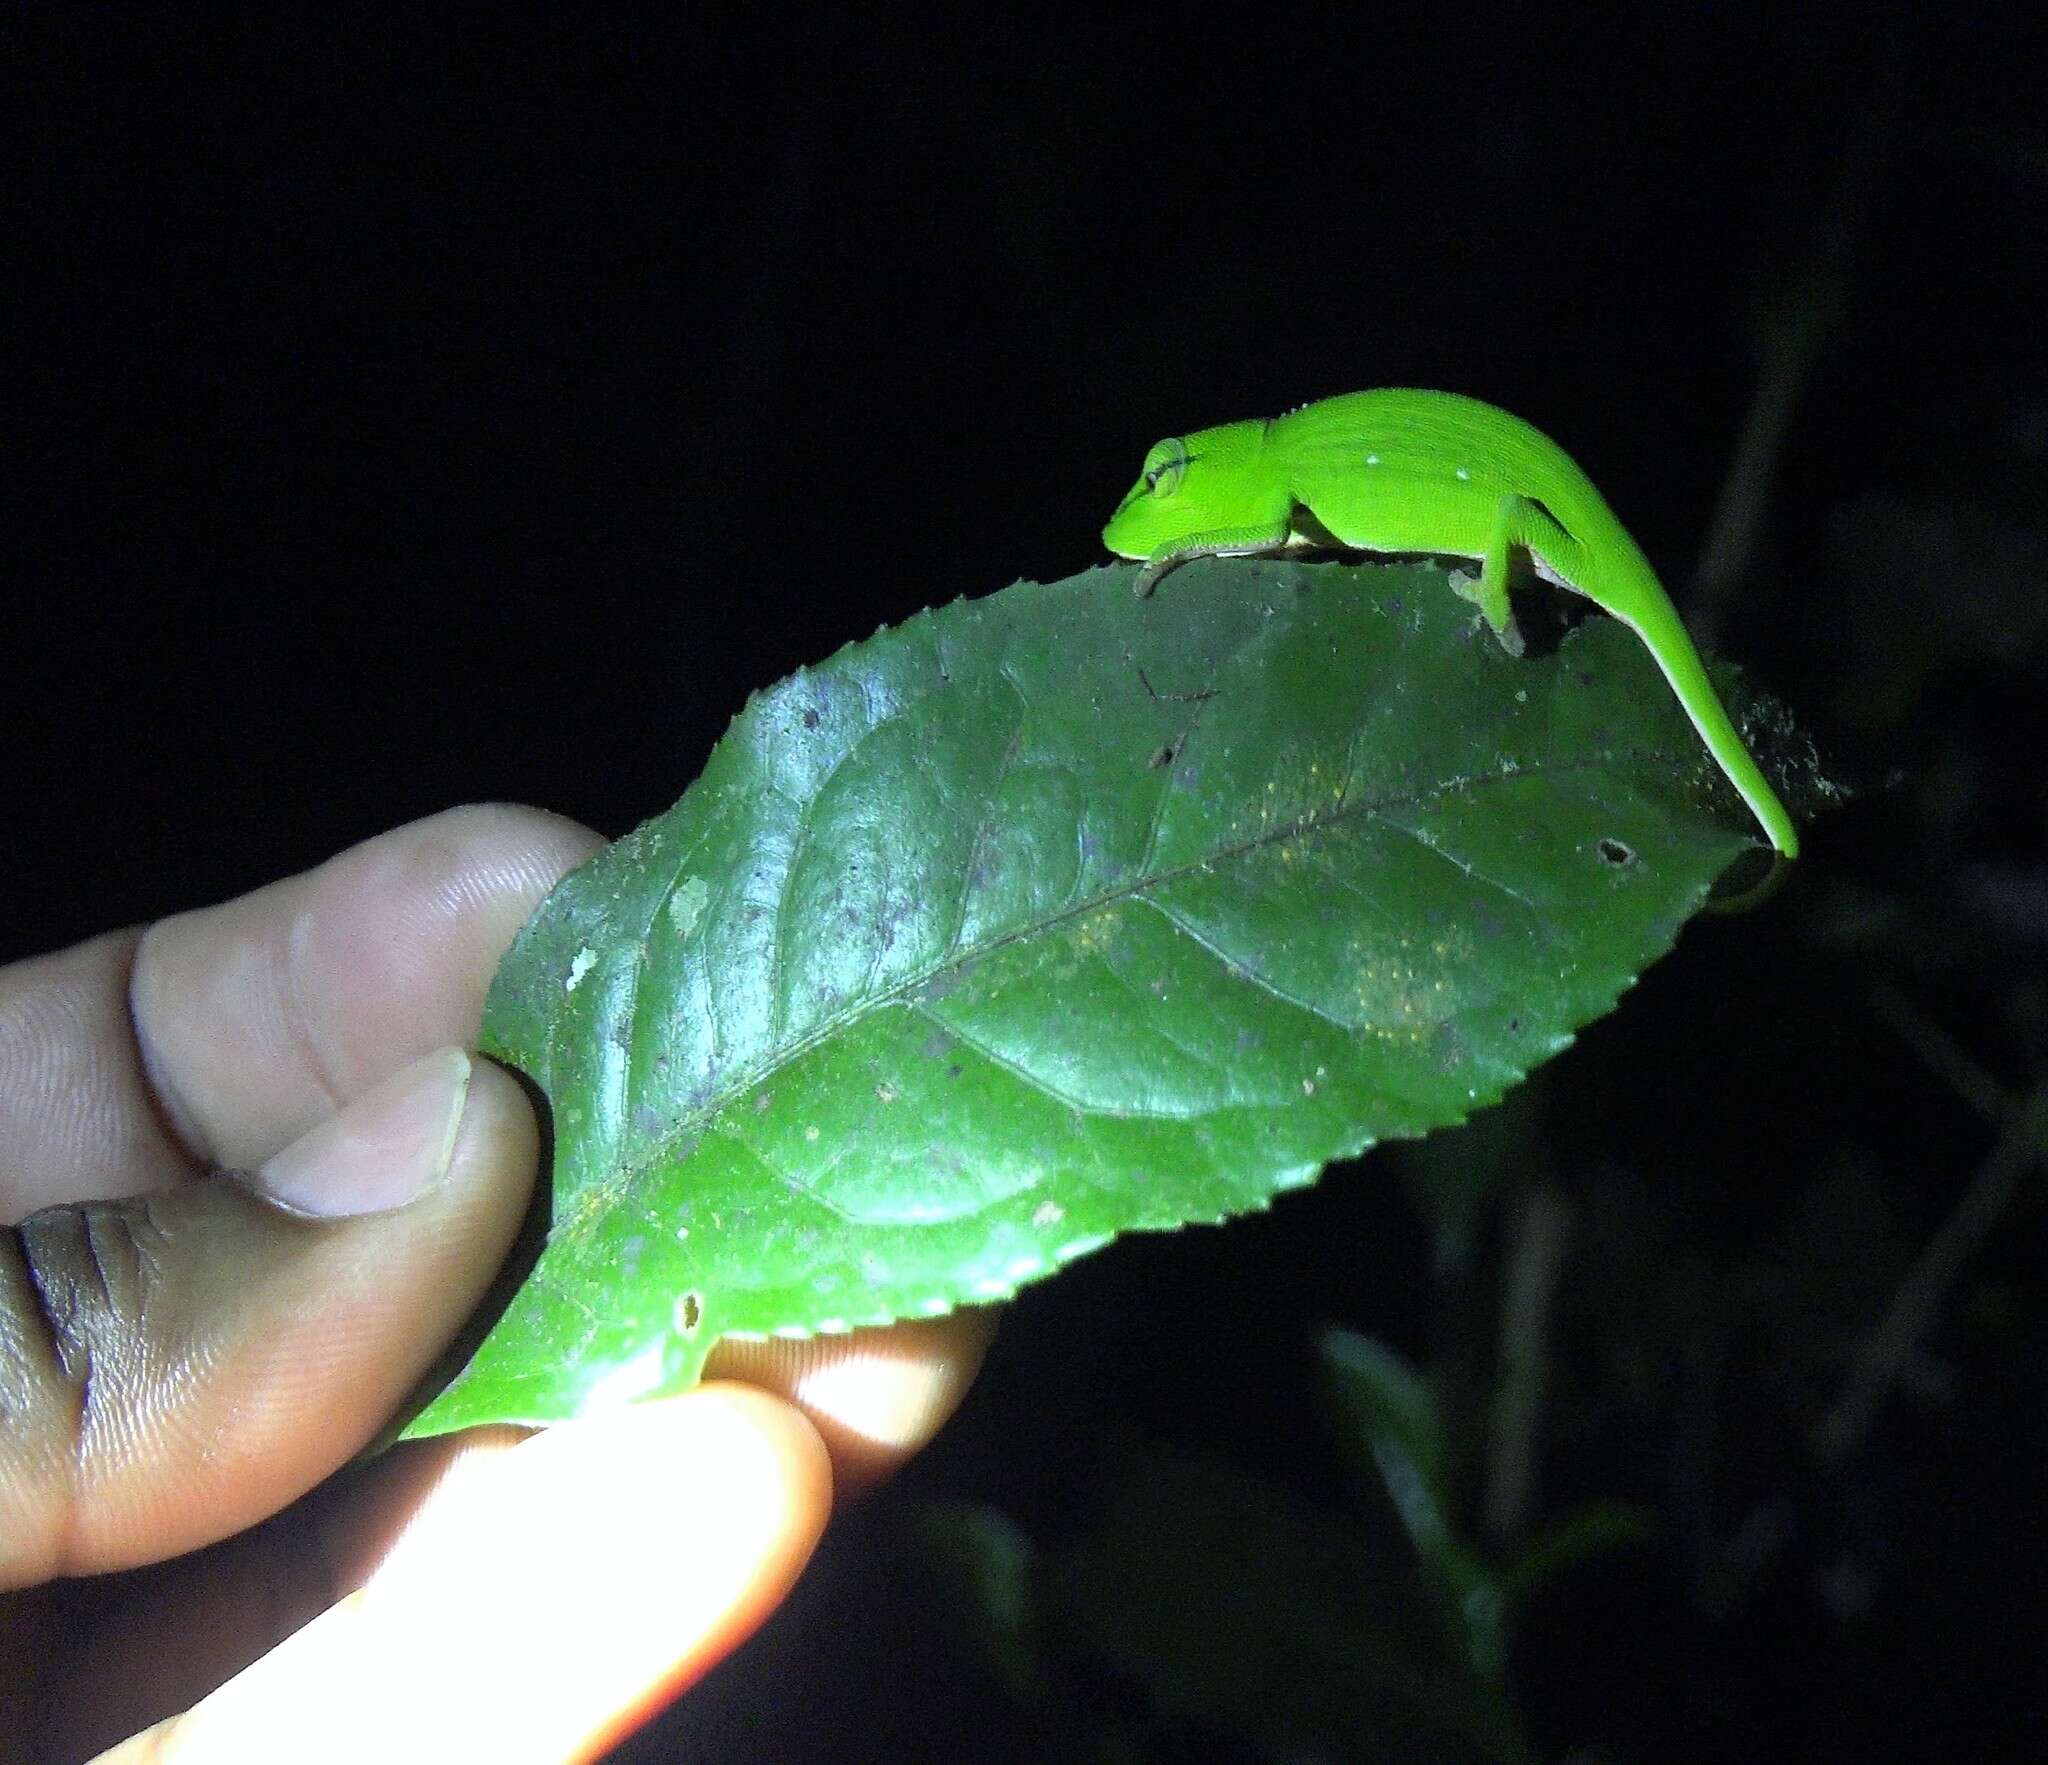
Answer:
(255, 1047, 473, 1217)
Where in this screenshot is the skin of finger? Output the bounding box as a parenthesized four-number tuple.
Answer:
(0, 931, 190, 1223)
(15, 1437, 482, 1762)
(27, 1299, 995, 1758)
(706, 1305, 998, 1498)
(24, 1309, 998, 1756)
(1, 805, 599, 1220)
(93, 1386, 832, 1765)
(128, 802, 602, 1177)
(0, 1059, 536, 1587)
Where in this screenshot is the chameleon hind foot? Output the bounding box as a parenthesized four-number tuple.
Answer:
(1449, 568, 1526, 657)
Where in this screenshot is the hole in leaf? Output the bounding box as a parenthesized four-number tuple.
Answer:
(679, 1291, 703, 1334)
(1597, 838, 1635, 867)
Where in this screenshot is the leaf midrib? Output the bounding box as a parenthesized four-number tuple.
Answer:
(562, 741, 1689, 1232)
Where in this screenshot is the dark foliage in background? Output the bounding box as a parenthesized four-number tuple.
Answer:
(10, 8, 2045, 1759)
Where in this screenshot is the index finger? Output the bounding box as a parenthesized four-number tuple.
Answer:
(0, 804, 603, 1219)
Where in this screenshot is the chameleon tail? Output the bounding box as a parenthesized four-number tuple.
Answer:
(1612, 595, 1801, 861)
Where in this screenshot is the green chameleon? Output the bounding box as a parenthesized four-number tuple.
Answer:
(1102, 388, 1798, 860)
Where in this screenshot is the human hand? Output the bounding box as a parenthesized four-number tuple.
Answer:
(0, 805, 994, 1762)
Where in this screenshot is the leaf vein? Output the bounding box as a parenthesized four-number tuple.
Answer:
(905, 998, 1202, 1124)
(1139, 895, 1360, 1035)
(599, 745, 1691, 1195)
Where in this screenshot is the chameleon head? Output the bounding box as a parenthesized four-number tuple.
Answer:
(1101, 418, 1274, 558)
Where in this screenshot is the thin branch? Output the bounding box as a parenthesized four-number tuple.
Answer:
(1687, 222, 1849, 649)
(1810, 1074, 2048, 1467)
(1483, 1184, 1571, 1544)
(1868, 981, 2015, 1124)
(1687, 4, 1912, 646)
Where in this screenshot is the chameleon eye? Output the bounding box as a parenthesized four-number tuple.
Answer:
(1142, 436, 1188, 498)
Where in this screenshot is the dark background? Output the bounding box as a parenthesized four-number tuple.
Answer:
(11, 8, 2047, 1760)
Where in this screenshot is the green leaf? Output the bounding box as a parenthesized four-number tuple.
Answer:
(1320, 1328, 1474, 1583)
(1053, 1445, 1532, 1762)
(1320, 1327, 1505, 1682)
(1500, 1499, 1654, 1608)
(403, 558, 1775, 1437)
(911, 1505, 1050, 1709)
(1321, 1326, 1454, 1519)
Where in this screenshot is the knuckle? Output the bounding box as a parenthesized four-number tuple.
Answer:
(4, 1194, 172, 1449)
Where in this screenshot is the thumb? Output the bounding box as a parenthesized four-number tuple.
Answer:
(1, 1048, 535, 1588)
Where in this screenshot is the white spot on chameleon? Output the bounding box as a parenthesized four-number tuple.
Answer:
(1032, 1200, 1065, 1228)
(565, 947, 596, 992)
